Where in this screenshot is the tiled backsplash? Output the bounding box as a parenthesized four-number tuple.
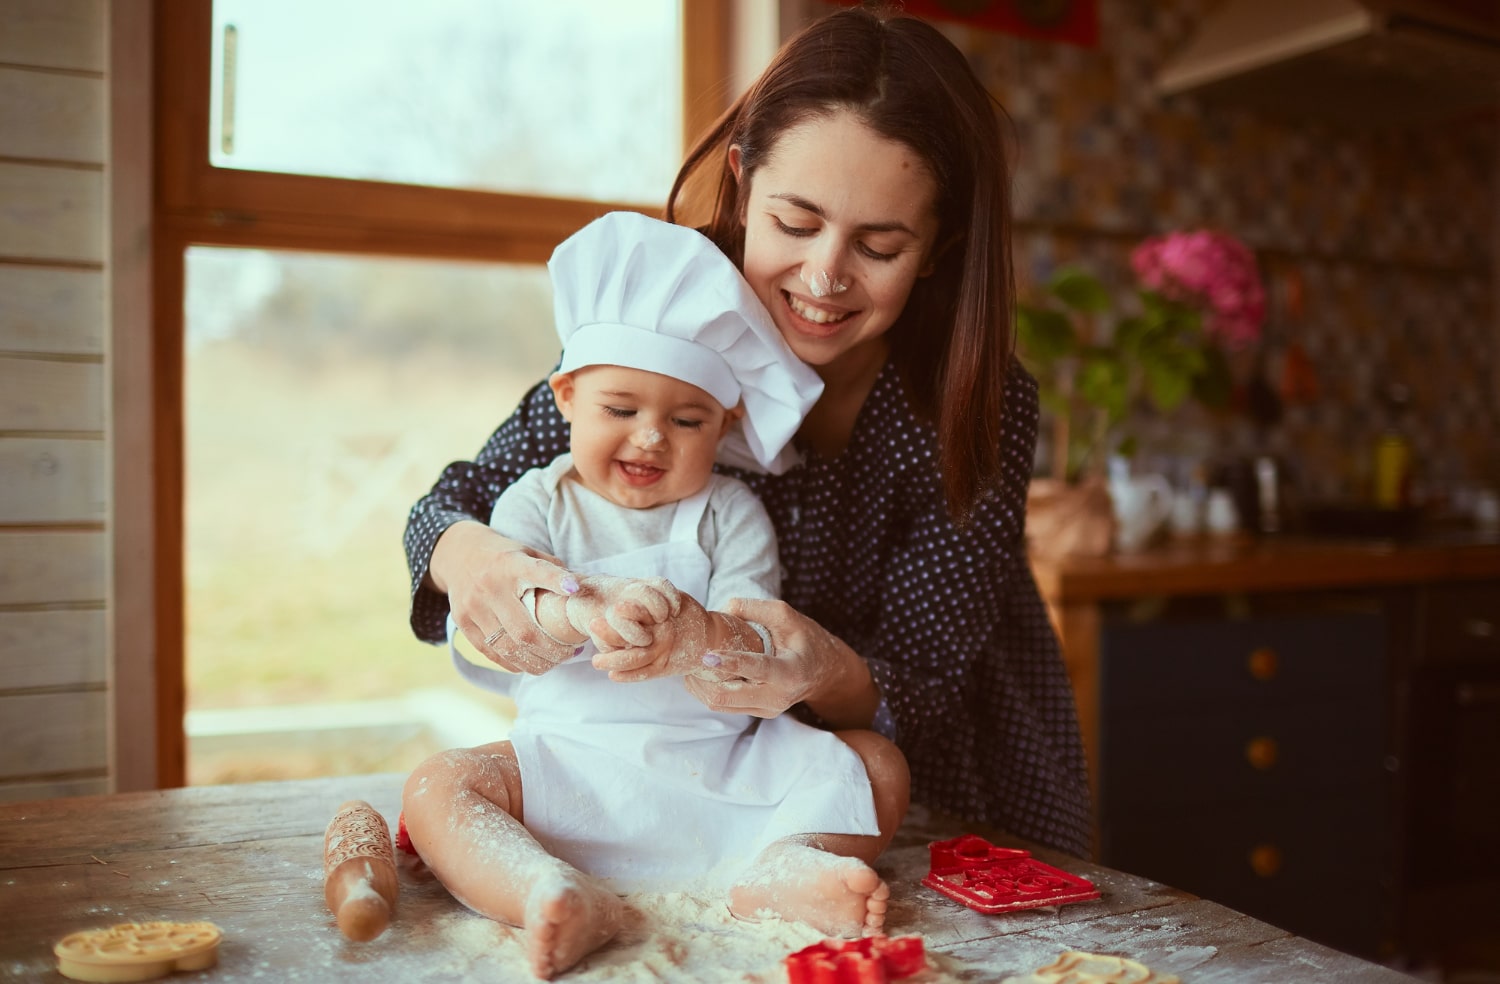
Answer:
(941, 0, 1498, 504)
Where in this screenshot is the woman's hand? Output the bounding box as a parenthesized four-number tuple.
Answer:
(683, 598, 881, 727)
(430, 520, 581, 675)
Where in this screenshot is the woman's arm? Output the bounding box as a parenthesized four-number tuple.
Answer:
(701, 597, 882, 730)
(404, 381, 576, 666)
(678, 361, 1038, 738)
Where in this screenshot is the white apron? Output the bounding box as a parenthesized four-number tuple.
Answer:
(448, 483, 879, 891)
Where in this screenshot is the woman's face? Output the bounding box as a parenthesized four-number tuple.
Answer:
(734, 110, 941, 372)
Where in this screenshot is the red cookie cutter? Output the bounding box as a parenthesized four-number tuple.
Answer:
(922, 833, 1100, 914)
(395, 812, 418, 856)
(784, 934, 927, 984)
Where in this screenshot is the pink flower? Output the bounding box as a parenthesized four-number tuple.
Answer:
(1130, 229, 1265, 348)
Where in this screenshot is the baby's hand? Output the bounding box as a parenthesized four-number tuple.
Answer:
(593, 618, 695, 677)
(579, 576, 682, 650)
(592, 594, 715, 681)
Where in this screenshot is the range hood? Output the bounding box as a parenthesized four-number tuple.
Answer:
(1155, 0, 1500, 125)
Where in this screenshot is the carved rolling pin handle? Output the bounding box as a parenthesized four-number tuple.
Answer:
(323, 799, 399, 941)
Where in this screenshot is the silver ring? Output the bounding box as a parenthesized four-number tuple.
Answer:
(483, 628, 504, 647)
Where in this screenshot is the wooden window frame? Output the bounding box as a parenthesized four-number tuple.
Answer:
(115, 0, 733, 789)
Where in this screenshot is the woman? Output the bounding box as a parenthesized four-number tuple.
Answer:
(406, 2, 1091, 882)
(405, 213, 905, 980)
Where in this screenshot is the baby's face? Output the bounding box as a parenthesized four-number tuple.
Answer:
(550, 365, 738, 510)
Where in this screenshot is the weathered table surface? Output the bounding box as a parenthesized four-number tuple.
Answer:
(0, 774, 1418, 982)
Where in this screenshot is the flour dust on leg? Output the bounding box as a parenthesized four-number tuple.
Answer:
(727, 840, 889, 938)
(401, 745, 623, 979)
(520, 867, 624, 980)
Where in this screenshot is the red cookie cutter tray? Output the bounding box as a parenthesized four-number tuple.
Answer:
(784, 934, 926, 984)
(922, 833, 1100, 914)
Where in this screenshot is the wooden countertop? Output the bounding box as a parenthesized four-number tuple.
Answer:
(1031, 533, 1500, 605)
(0, 774, 1419, 982)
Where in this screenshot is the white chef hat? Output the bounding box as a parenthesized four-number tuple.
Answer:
(549, 211, 823, 474)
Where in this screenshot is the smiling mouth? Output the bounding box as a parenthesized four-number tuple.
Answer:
(616, 460, 664, 484)
(785, 291, 853, 326)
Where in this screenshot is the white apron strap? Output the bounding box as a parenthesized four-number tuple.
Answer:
(670, 483, 712, 544)
(448, 613, 519, 696)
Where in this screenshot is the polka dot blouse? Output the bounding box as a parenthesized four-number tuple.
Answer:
(405, 358, 1093, 858)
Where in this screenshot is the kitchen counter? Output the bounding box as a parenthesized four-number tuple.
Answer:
(1031, 533, 1500, 800)
(0, 774, 1419, 982)
(1029, 532, 1500, 965)
(1031, 531, 1500, 606)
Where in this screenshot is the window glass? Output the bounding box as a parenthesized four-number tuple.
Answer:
(209, 0, 682, 204)
(184, 247, 559, 783)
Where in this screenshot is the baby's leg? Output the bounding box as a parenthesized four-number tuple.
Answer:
(402, 742, 622, 979)
(728, 730, 910, 937)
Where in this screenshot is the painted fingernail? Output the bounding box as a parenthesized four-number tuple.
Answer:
(702, 652, 722, 667)
(574, 645, 586, 656)
(561, 576, 580, 594)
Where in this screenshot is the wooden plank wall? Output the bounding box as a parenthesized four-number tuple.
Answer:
(0, 0, 111, 801)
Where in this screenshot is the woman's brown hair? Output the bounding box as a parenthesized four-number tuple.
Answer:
(667, 2, 1016, 524)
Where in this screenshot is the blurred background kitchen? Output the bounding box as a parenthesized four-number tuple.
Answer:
(1, 0, 1496, 979)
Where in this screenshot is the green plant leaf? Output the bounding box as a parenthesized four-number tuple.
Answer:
(1144, 361, 1193, 411)
(1016, 303, 1077, 362)
(1140, 291, 1203, 338)
(1037, 388, 1071, 415)
(1047, 267, 1111, 313)
(1077, 351, 1127, 420)
(1113, 315, 1149, 358)
(1193, 343, 1234, 409)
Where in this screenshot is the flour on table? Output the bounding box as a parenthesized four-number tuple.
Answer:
(414, 890, 965, 982)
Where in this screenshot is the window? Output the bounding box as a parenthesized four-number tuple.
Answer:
(142, 0, 744, 786)
(208, 0, 683, 204)
(182, 248, 558, 782)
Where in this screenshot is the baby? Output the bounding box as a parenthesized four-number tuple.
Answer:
(403, 212, 910, 979)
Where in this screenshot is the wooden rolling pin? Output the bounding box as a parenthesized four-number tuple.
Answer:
(323, 800, 399, 941)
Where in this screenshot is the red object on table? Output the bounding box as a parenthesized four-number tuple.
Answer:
(922, 833, 1100, 913)
(395, 812, 417, 856)
(784, 934, 927, 984)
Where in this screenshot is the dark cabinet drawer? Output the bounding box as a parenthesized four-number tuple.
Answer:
(1097, 608, 1394, 959)
(1101, 612, 1385, 710)
(1105, 793, 1394, 958)
(1102, 698, 1386, 811)
(1420, 580, 1500, 664)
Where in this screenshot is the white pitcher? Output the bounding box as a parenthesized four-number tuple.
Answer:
(1109, 472, 1173, 553)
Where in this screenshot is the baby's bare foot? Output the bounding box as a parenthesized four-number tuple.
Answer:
(728, 842, 889, 938)
(523, 868, 623, 980)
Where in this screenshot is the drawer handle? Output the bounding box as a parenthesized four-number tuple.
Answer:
(1245, 736, 1279, 771)
(1457, 682, 1500, 706)
(1247, 647, 1278, 681)
(1249, 844, 1283, 878)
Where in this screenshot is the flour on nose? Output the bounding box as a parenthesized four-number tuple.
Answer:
(806, 270, 847, 298)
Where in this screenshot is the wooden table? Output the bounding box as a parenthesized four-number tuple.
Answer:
(0, 775, 1419, 982)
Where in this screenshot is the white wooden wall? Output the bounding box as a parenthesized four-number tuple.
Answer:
(0, 0, 111, 801)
